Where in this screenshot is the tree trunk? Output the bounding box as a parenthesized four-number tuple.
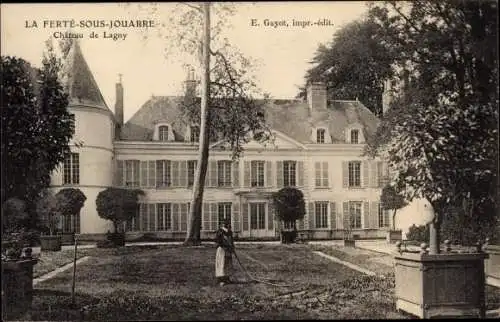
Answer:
(392, 209, 397, 230)
(184, 2, 211, 246)
(429, 213, 441, 255)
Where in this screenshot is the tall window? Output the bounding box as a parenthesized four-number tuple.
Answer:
(218, 203, 232, 228)
(316, 128, 325, 143)
(251, 161, 265, 187)
(348, 161, 361, 187)
(378, 204, 390, 228)
(63, 153, 80, 185)
(187, 160, 197, 187)
(157, 203, 171, 230)
(283, 161, 296, 187)
(217, 161, 232, 187)
(61, 214, 80, 233)
(315, 162, 329, 187)
(159, 125, 169, 141)
(350, 129, 359, 144)
(190, 126, 200, 143)
(156, 160, 171, 187)
(315, 202, 328, 228)
(349, 201, 363, 229)
(250, 203, 266, 230)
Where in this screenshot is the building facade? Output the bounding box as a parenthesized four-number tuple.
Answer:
(50, 40, 393, 241)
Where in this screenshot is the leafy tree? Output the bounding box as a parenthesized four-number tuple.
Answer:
(55, 188, 86, 233)
(380, 184, 407, 230)
(366, 0, 498, 252)
(35, 189, 59, 235)
(1, 39, 74, 211)
(272, 187, 306, 228)
(2, 198, 30, 235)
(299, 17, 396, 116)
(133, 3, 272, 245)
(96, 188, 144, 233)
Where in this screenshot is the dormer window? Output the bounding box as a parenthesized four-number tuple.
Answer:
(350, 129, 359, 144)
(190, 125, 200, 143)
(316, 129, 325, 143)
(159, 125, 169, 141)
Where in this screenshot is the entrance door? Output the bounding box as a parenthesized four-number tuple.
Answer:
(249, 203, 267, 238)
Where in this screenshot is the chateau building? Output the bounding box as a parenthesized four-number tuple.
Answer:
(50, 40, 392, 241)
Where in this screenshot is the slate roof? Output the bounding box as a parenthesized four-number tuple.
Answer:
(121, 96, 380, 144)
(62, 40, 110, 111)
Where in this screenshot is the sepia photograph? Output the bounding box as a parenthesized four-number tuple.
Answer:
(1, 1, 499, 320)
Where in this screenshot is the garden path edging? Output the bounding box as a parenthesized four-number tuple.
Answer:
(312, 251, 379, 277)
(33, 256, 91, 286)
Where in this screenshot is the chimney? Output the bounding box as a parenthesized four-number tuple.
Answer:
(307, 81, 327, 113)
(382, 79, 392, 115)
(184, 66, 197, 96)
(114, 74, 124, 138)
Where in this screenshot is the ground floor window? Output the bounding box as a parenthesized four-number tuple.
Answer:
(60, 214, 80, 233)
(250, 203, 266, 230)
(378, 204, 390, 228)
(315, 202, 328, 228)
(349, 201, 362, 229)
(218, 203, 232, 227)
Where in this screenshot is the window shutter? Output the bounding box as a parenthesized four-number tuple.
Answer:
(322, 161, 329, 187)
(233, 203, 240, 232)
(202, 203, 210, 231)
(330, 202, 336, 229)
(267, 203, 274, 231)
(371, 202, 379, 228)
(308, 202, 315, 229)
(314, 162, 320, 187)
(148, 161, 155, 188)
(362, 161, 369, 188)
(265, 161, 272, 187)
(115, 160, 124, 186)
(342, 202, 349, 230)
(232, 161, 239, 187)
(342, 161, 348, 188)
(210, 203, 218, 230)
(363, 202, 370, 229)
(209, 161, 217, 187)
(297, 161, 304, 187)
(179, 161, 187, 187)
(139, 203, 146, 231)
(243, 161, 250, 187)
(180, 203, 188, 231)
(242, 203, 249, 231)
(171, 161, 179, 187)
(172, 204, 180, 231)
(148, 204, 156, 231)
(133, 161, 140, 187)
(277, 161, 284, 187)
(370, 161, 378, 188)
(140, 161, 148, 187)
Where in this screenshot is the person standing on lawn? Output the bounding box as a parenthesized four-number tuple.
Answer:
(215, 217, 235, 286)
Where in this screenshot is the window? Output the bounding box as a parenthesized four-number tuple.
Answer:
(350, 129, 359, 144)
(283, 161, 296, 187)
(315, 202, 328, 228)
(349, 201, 363, 229)
(348, 161, 361, 187)
(125, 204, 141, 232)
(251, 161, 265, 187)
(187, 160, 197, 187)
(60, 213, 80, 233)
(159, 125, 169, 141)
(190, 126, 200, 143)
(217, 161, 232, 187)
(124, 160, 140, 187)
(378, 204, 390, 228)
(218, 203, 232, 228)
(63, 153, 80, 184)
(316, 128, 325, 143)
(156, 160, 171, 187)
(250, 203, 266, 230)
(157, 203, 172, 230)
(315, 162, 329, 187)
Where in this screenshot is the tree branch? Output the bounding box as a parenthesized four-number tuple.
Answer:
(181, 3, 203, 13)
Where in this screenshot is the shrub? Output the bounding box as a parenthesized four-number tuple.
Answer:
(272, 187, 306, 225)
(406, 224, 429, 243)
(96, 188, 144, 233)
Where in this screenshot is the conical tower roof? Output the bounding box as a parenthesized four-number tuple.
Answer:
(62, 39, 109, 110)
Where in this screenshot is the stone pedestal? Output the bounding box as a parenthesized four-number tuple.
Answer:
(343, 239, 356, 247)
(2, 258, 38, 320)
(394, 250, 488, 318)
(40, 235, 62, 251)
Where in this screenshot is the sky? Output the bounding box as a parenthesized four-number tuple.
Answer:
(1, 2, 369, 122)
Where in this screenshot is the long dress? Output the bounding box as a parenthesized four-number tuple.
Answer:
(215, 227, 234, 282)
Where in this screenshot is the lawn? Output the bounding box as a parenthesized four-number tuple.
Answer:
(30, 244, 406, 320)
(33, 248, 94, 278)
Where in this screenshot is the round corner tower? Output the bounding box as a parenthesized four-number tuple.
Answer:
(50, 39, 116, 236)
